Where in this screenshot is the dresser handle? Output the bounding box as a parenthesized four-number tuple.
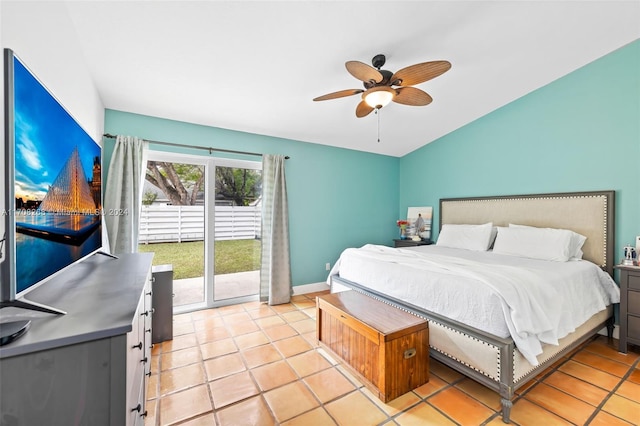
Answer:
(141, 410, 148, 418)
(131, 404, 141, 413)
(132, 342, 143, 350)
(141, 357, 148, 364)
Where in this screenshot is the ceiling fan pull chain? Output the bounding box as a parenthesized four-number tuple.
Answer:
(377, 108, 381, 143)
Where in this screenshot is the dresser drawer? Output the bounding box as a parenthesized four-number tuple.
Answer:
(629, 315, 640, 340)
(628, 291, 640, 316)
(628, 273, 640, 291)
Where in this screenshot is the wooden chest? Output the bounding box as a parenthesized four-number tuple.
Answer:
(316, 291, 429, 402)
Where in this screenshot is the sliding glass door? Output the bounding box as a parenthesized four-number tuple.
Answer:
(138, 151, 261, 313)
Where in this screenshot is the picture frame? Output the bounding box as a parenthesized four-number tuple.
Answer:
(406, 206, 433, 240)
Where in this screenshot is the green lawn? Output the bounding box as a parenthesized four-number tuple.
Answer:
(138, 239, 261, 280)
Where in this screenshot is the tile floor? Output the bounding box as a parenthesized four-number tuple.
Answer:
(146, 291, 640, 425)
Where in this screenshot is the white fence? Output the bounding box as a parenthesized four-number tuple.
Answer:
(139, 205, 261, 244)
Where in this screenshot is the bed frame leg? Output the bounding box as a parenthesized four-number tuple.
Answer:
(606, 316, 614, 339)
(501, 398, 513, 423)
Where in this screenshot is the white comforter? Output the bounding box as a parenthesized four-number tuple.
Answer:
(329, 244, 620, 366)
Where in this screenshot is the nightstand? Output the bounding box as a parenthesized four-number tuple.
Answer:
(393, 239, 433, 248)
(615, 264, 640, 353)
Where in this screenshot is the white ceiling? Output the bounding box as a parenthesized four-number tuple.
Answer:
(62, 1, 639, 157)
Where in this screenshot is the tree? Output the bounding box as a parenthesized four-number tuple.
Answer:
(145, 161, 204, 206)
(216, 166, 261, 206)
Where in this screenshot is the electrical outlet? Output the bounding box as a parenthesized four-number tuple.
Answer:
(636, 235, 640, 253)
(325, 263, 331, 271)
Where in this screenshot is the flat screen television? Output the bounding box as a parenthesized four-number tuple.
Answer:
(1, 48, 103, 316)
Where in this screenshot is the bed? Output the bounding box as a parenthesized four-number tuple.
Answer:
(328, 191, 619, 423)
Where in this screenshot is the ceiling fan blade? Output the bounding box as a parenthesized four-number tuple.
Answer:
(313, 89, 364, 101)
(346, 61, 384, 84)
(391, 60, 451, 86)
(355, 101, 375, 118)
(393, 87, 433, 106)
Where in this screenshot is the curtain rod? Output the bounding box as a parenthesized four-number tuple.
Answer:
(102, 133, 289, 159)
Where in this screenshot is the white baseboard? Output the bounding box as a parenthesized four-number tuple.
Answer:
(292, 282, 330, 295)
(597, 324, 619, 340)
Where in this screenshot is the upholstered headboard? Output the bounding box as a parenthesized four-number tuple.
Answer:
(439, 191, 615, 275)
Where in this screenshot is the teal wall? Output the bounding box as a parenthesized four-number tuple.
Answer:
(400, 40, 640, 263)
(103, 110, 400, 287)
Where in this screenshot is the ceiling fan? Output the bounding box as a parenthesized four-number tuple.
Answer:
(313, 54, 451, 118)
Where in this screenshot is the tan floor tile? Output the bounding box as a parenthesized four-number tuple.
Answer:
(209, 371, 259, 409)
(204, 352, 246, 381)
(270, 303, 297, 314)
(241, 300, 262, 310)
(247, 305, 277, 319)
(242, 343, 283, 369)
(173, 312, 193, 323)
(226, 320, 260, 336)
(263, 323, 298, 341)
(221, 310, 252, 324)
(160, 362, 206, 396)
(558, 360, 620, 390)
(524, 382, 595, 424)
(273, 335, 313, 357)
(215, 395, 275, 426)
(178, 413, 216, 425)
(251, 360, 298, 391)
(602, 394, 640, 424)
(510, 398, 572, 425)
(195, 325, 230, 344)
(335, 364, 365, 389)
(413, 375, 448, 398)
(324, 391, 388, 425)
(628, 368, 640, 384)
(302, 307, 316, 319)
(160, 346, 202, 371)
(303, 367, 357, 403)
(291, 294, 310, 302)
(362, 386, 421, 416)
(572, 351, 631, 377)
(173, 321, 195, 337)
(584, 338, 640, 366)
(159, 333, 198, 353)
(514, 378, 537, 395)
(395, 401, 456, 426)
(263, 381, 320, 422)
(150, 354, 160, 375)
(281, 310, 309, 323)
(281, 407, 337, 426)
(455, 378, 502, 411)
(543, 370, 608, 406)
(429, 360, 464, 383)
(255, 315, 287, 329)
(190, 308, 220, 321)
(616, 380, 640, 403)
(217, 304, 246, 315)
(159, 385, 212, 425)
(145, 399, 157, 426)
(147, 372, 158, 400)
(287, 350, 332, 378)
(301, 330, 319, 347)
(428, 386, 494, 425)
(193, 316, 226, 332)
(200, 337, 237, 360)
(590, 409, 636, 426)
(234, 330, 270, 350)
(289, 318, 316, 334)
(292, 299, 316, 310)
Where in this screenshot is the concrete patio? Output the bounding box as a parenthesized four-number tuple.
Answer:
(172, 270, 260, 306)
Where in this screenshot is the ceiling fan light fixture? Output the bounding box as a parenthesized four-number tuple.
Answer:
(364, 87, 394, 109)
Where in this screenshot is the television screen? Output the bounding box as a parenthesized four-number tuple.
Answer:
(2, 49, 102, 312)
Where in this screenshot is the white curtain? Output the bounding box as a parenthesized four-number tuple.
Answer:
(104, 135, 148, 254)
(260, 154, 292, 305)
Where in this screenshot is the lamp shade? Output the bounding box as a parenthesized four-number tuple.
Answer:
(363, 87, 395, 109)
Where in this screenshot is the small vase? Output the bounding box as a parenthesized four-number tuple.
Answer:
(400, 227, 407, 239)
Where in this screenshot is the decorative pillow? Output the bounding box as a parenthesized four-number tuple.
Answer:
(436, 223, 494, 251)
(493, 226, 574, 261)
(509, 224, 586, 260)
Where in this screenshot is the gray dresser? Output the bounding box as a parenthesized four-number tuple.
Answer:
(0, 252, 154, 426)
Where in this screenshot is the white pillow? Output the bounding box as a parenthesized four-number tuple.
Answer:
(509, 224, 586, 260)
(493, 226, 574, 261)
(436, 223, 494, 251)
